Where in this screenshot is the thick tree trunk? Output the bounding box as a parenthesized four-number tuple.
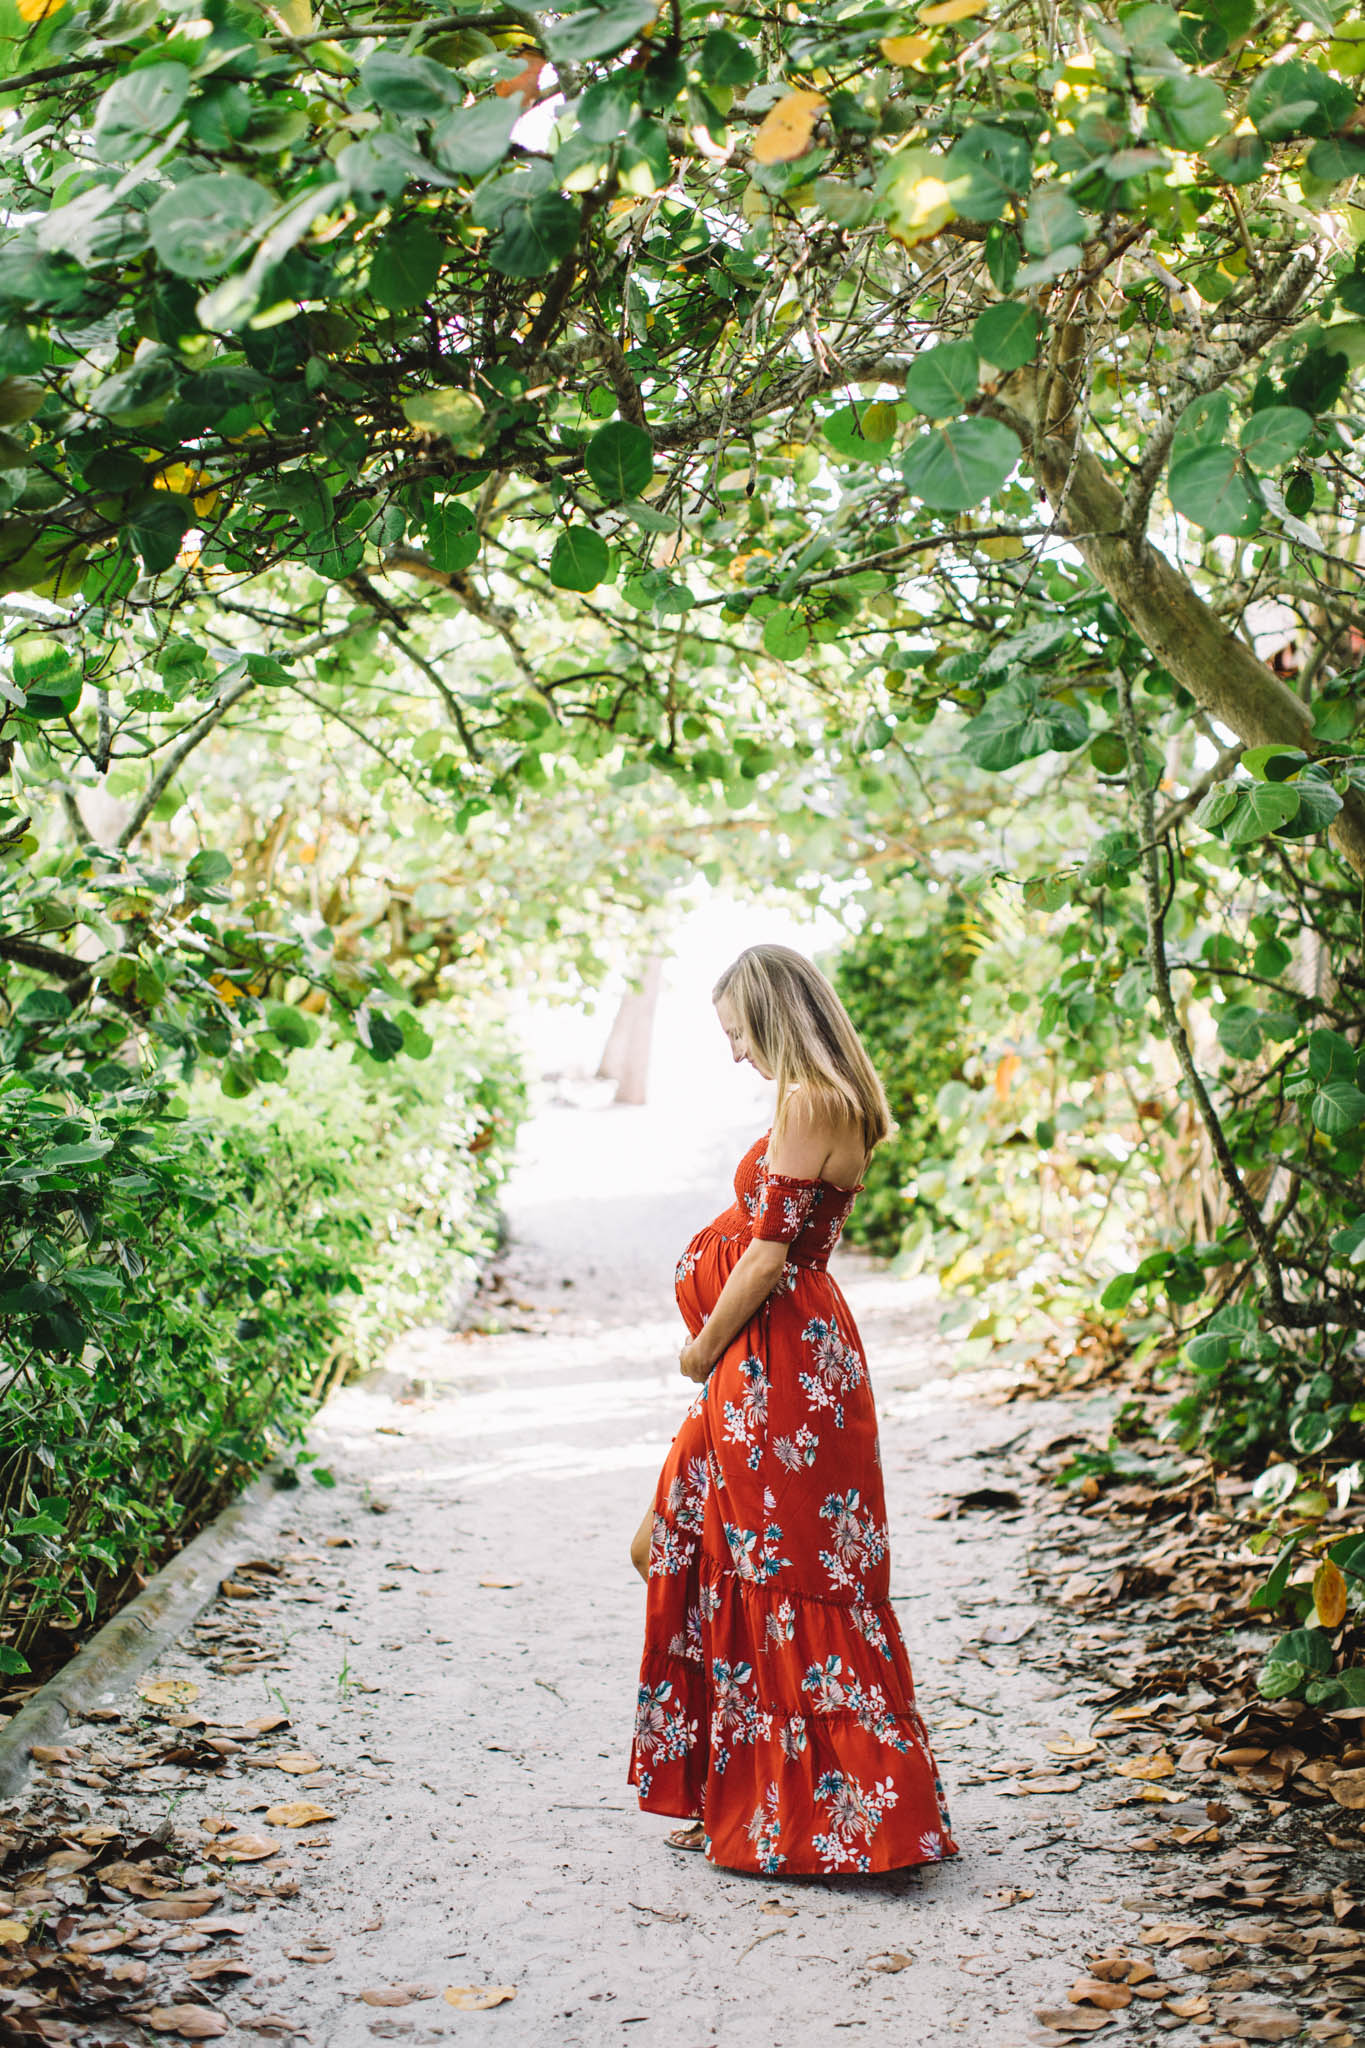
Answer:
(596, 955, 664, 1106)
(1000, 375, 1365, 879)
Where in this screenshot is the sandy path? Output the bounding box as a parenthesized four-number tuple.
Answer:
(84, 1100, 1176, 2046)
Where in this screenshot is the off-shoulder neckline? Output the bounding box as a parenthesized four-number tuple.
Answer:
(757, 1128, 865, 1196)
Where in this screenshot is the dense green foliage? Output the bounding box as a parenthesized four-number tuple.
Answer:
(3, 0, 1365, 1690)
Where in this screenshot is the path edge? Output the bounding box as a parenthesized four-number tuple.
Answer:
(0, 1465, 288, 1801)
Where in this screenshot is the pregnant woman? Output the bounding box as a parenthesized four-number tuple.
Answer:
(628, 943, 958, 1877)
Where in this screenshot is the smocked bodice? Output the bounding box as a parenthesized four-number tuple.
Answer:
(705, 1129, 861, 1271)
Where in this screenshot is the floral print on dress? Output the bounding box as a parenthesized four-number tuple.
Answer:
(628, 1127, 959, 1876)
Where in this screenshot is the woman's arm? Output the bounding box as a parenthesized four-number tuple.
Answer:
(679, 1237, 787, 1383)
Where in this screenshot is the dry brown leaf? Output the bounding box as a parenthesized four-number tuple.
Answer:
(1326, 1767, 1365, 1809)
(360, 1985, 437, 2007)
(267, 1752, 322, 1774)
(1087, 1958, 1133, 1983)
(265, 1802, 335, 1828)
(234, 1713, 291, 1735)
(1214, 1999, 1300, 2042)
(29, 1744, 75, 1765)
(987, 1886, 1034, 1909)
(759, 1901, 796, 1917)
(868, 1950, 913, 1972)
(1001, 1774, 1082, 1795)
(136, 1893, 221, 1921)
(1138, 1924, 1204, 1947)
(186, 1958, 254, 1981)
(109, 1959, 148, 1985)
(444, 1986, 517, 2010)
(67, 1927, 134, 1954)
(1314, 1557, 1348, 1631)
(478, 1576, 523, 1590)
(202, 1834, 280, 1862)
(138, 1678, 200, 1707)
(144, 2006, 229, 2038)
(1046, 1736, 1099, 1759)
(1033, 2009, 1113, 2034)
(751, 89, 826, 165)
(1166, 1996, 1210, 2019)
(0, 1920, 28, 1945)
(199, 1815, 234, 1835)
(1069, 1977, 1131, 2010)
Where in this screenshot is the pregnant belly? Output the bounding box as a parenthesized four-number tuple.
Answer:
(674, 1222, 746, 1337)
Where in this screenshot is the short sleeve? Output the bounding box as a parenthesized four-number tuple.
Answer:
(754, 1167, 818, 1243)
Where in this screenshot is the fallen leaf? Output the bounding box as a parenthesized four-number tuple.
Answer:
(1001, 1774, 1082, 1795)
(359, 1985, 437, 2007)
(220, 1579, 260, 1600)
(1112, 1751, 1175, 1780)
(759, 1901, 796, 1917)
(137, 1893, 222, 1921)
(869, 1950, 913, 1972)
(265, 1802, 335, 1828)
(144, 2006, 229, 2038)
(234, 1714, 290, 1735)
(187, 1958, 255, 1980)
(202, 1835, 281, 1862)
(1214, 1998, 1301, 2042)
(1034, 2009, 1113, 2034)
(1046, 1736, 1099, 1760)
(138, 1678, 200, 1708)
(987, 1886, 1034, 1908)
(0, 1920, 29, 1944)
(1139, 1924, 1205, 1947)
(478, 1576, 523, 1590)
(751, 89, 826, 165)
(30, 1744, 76, 1765)
(444, 1986, 517, 2010)
(1166, 1996, 1210, 2018)
(1070, 1977, 1132, 2010)
(1326, 1767, 1365, 1809)
(268, 1752, 323, 1774)
(1314, 1557, 1348, 1631)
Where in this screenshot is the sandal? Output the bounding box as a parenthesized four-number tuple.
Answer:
(666, 1821, 706, 1852)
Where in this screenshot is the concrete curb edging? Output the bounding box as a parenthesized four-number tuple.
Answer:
(0, 1465, 289, 1802)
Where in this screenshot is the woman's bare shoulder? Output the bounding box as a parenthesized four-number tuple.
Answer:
(770, 1087, 859, 1178)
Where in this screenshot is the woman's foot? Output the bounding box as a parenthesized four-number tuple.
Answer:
(666, 1821, 706, 1852)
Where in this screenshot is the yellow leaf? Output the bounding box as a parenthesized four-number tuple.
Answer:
(993, 1052, 1021, 1099)
(137, 1677, 200, 1707)
(265, 1802, 335, 1828)
(15, 0, 66, 19)
(1112, 1751, 1175, 1780)
(919, 0, 982, 19)
(0, 1921, 29, 1944)
(268, 0, 313, 30)
(877, 147, 955, 248)
(1314, 1556, 1348, 1630)
(445, 1986, 517, 2010)
(751, 89, 826, 165)
(879, 32, 932, 62)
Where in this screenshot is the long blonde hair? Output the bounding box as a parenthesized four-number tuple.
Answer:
(713, 944, 892, 1154)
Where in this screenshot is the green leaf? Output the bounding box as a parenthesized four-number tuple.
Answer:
(1312, 1078, 1365, 1135)
(401, 389, 485, 446)
(1185, 1331, 1233, 1368)
(578, 79, 638, 140)
(426, 500, 480, 572)
(127, 491, 192, 573)
(362, 1010, 406, 1061)
(1169, 444, 1262, 536)
(187, 849, 232, 884)
(1241, 743, 1308, 781)
(822, 402, 896, 460)
(264, 1001, 317, 1047)
(1328, 1214, 1365, 1264)
(1290, 1409, 1337, 1455)
(93, 62, 190, 162)
(1205, 131, 1266, 183)
(971, 302, 1041, 371)
(549, 525, 610, 591)
(585, 420, 654, 500)
(0, 1646, 30, 1675)
(1307, 136, 1365, 183)
(904, 340, 980, 419)
(1021, 186, 1086, 257)
(361, 51, 463, 117)
(1238, 406, 1313, 472)
(763, 605, 810, 660)
(431, 97, 520, 175)
(1249, 1536, 1299, 1612)
(1258, 1656, 1307, 1700)
(369, 221, 443, 311)
(545, 0, 660, 64)
(1223, 783, 1300, 842)
(488, 192, 581, 278)
(1216, 1004, 1262, 1061)
(942, 124, 1032, 222)
(1100, 1271, 1138, 1310)
(960, 675, 1089, 771)
(901, 417, 1019, 511)
(1308, 1028, 1356, 1082)
(702, 29, 757, 86)
(147, 174, 275, 279)
(1150, 74, 1226, 150)
(1273, 777, 1342, 838)
(1247, 57, 1352, 143)
(1266, 1624, 1333, 1674)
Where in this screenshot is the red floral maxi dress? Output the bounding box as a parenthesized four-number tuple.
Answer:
(629, 1130, 959, 1877)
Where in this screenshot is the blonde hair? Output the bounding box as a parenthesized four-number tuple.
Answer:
(712, 944, 892, 1154)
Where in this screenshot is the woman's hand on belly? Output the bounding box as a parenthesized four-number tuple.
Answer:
(676, 1237, 788, 1383)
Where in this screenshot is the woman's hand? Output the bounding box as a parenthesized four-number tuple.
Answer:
(679, 1338, 714, 1384)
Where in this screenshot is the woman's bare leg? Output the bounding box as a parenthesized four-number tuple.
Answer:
(629, 1504, 653, 1582)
